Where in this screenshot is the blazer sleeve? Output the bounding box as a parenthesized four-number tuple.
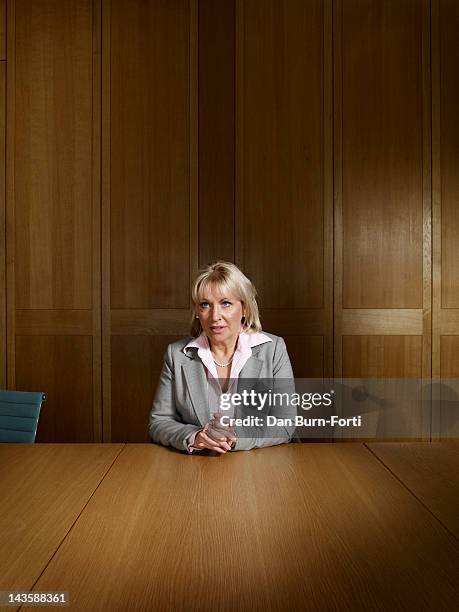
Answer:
(232, 336, 296, 452)
(149, 343, 202, 452)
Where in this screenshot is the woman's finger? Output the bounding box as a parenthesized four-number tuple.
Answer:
(197, 431, 227, 453)
(202, 432, 228, 451)
(204, 432, 232, 451)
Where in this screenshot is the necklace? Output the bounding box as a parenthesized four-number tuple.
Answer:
(211, 336, 238, 367)
(213, 356, 234, 367)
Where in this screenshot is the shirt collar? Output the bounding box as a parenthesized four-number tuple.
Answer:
(183, 330, 272, 355)
(183, 331, 272, 380)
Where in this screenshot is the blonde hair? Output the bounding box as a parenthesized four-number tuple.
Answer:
(190, 261, 262, 337)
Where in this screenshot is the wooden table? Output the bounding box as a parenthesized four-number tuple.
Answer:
(1, 443, 458, 611)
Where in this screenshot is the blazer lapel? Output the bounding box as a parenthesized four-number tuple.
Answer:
(182, 343, 267, 425)
(238, 355, 263, 381)
(182, 356, 209, 427)
(237, 341, 265, 396)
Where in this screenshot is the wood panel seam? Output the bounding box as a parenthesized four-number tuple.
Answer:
(26, 444, 127, 595)
(6, 0, 14, 387)
(364, 443, 458, 543)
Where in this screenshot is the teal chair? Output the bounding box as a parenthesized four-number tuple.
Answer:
(0, 390, 46, 443)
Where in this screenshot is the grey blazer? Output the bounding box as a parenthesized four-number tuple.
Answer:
(149, 332, 296, 452)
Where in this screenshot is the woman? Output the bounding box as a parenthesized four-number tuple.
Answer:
(149, 261, 295, 453)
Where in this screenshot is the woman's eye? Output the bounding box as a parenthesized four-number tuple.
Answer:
(200, 302, 209, 308)
(223, 301, 232, 307)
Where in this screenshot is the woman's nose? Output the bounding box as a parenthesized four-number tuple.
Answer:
(211, 306, 222, 320)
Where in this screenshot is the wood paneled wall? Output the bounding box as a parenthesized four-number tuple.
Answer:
(334, 0, 430, 383)
(0, 0, 5, 389)
(236, 0, 333, 381)
(103, 0, 197, 441)
(6, 0, 101, 441)
(432, 0, 459, 438)
(1, 0, 458, 441)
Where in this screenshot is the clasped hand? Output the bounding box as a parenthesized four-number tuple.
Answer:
(193, 412, 236, 454)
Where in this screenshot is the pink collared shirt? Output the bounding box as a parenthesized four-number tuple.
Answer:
(182, 330, 273, 452)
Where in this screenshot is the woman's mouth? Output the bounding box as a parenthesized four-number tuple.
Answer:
(210, 326, 226, 334)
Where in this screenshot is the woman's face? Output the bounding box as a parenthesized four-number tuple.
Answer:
(196, 283, 246, 343)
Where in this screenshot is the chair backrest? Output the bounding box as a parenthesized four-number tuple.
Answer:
(0, 390, 46, 443)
